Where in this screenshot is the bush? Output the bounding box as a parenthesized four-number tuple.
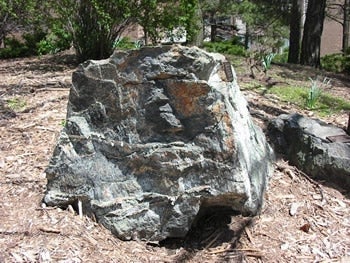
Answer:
(343, 55, 350, 73)
(321, 53, 345, 73)
(22, 31, 46, 54)
(203, 41, 247, 56)
(0, 30, 48, 59)
(37, 25, 72, 55)
(273, 50, 288, 63)
(0, 38, 28, 58)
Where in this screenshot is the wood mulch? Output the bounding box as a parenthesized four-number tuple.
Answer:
(0, 51, 349, 262)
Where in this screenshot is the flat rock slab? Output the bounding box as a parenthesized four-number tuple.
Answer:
(44, 45, 274, 241)
(268, 113, 350, 188)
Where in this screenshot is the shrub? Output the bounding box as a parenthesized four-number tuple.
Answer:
(0, 30, 50, 58)
(343, 55, 350, 73)
(0, 38, 28, 58)
(37, 25, 72, 55)
(203, 41, 247, 56)
(22, 30, 46, 54)
(321, 53, 345, 73)
(273, 50, 288, 63)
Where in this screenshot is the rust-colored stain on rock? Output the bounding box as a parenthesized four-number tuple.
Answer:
(210, 102, 235, 152)
(167, 81, 210, 117)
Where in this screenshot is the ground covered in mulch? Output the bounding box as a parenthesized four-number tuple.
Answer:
(0, 51, 349, 262)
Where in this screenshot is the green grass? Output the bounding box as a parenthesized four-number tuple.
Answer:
(239, 81, 264, 91)
(317, 93, 350, 115)
(216, 51, 350, 117)
(6, 98, 27, 111)
(266, 85, 350, 116)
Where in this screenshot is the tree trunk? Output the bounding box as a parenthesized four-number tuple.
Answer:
(343, 0, 350, 53)
(288, 0, 304, 63)
(300, 0, 326, 68)
(189, 3, 204, 47)
(244, 25, 250, 50)
(209, 11, 216, 42)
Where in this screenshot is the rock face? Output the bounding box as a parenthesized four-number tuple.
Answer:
(268, 113, 350, 188)
(44, 45, 274, 241)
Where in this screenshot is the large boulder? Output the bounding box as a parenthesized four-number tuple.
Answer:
(268, 113, 350, 188)
(44, 45, 274, 241)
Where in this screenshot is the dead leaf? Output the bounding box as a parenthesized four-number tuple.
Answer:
(299, 223, 311, 233)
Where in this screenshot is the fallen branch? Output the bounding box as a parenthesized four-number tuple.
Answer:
(295, 169, 325, 204)
(204, 231, 222, 249)
(245, 227, 255, 245)
(36, 87, 69, 92)
(0, 230, 30, 235)
(39, 227, 61, 234)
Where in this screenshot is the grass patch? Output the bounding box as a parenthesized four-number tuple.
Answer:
(317, 93, 350, 115)
(267, 85, 307, 106)
(266, 85, 350, 116)
(6, 98, 27, 111)
(239, 81, 264, 91)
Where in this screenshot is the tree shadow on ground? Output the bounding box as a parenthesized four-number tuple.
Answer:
(274, 62, 350, 91)
(24, 52, 78, 73)
(0, 51, 77, 97)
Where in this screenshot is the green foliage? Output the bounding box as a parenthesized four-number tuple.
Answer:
(203, 41, 247, 56)
(0, 0, 66, 58)
(233, 0, 289, 52)
(0, 38, 27, 58)
(0, 30, 46, 58)
(37, 25, 72, 55)
(273, 50, 288, 63)
(177, 0, 200, 44)
(47, 0, 133, 62)
(132, 0, 198, 45)
(0, 0, 48, 47)
(22, 30, 46, 53)
(321, 53, 350, 73)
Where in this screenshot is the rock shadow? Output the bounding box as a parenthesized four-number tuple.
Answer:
(158, 206, 252, 262)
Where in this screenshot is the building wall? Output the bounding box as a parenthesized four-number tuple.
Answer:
(321, 18, 343, 56)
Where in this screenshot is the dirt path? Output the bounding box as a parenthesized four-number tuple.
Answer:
(0, 52, 349, 262)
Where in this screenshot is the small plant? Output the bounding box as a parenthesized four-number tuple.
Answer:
(261, 53, 276, 74)
(134, 40, 143, 49)
(7, 98, 27, 111)
(306, 77, 331, 109)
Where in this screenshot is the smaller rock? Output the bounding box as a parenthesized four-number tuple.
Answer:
(268, 113, 350, 188)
